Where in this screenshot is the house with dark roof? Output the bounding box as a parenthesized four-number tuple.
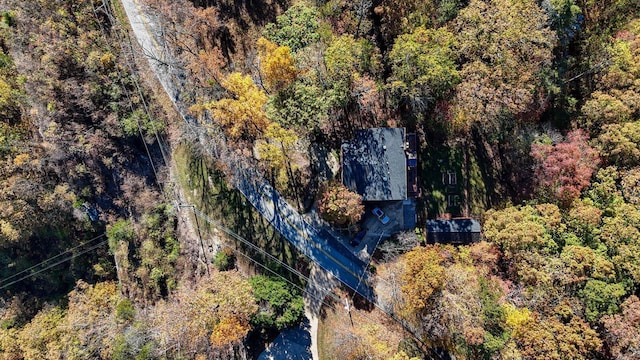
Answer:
(426, 218, 481, 244)
(341, 128, 418, 230)
(342, 128, 419, 201)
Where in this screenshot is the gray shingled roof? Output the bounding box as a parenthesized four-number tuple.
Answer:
(341, 128, 407, 201)
(426, 219, 482, 233)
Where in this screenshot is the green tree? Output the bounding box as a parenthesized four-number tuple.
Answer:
(599, 203, 640, 285)
(249, 276, 304, 330)
(264, 3, 320, 53)
(213, 248, 235, 271)
(580, 279, 626, 322)
(387, 27, 459, 116)
(266, 79, 327, 130)
(323, 35, 378, 109)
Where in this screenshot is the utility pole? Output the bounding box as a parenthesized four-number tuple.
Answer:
(344, 297, 354, 327)
(176, 202, 209, 275)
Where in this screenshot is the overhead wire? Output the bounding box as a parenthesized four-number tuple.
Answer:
(91, 0, 170, 202)
(186, 205, 423, 339)
(92, 0, 427, 349)
(0, 233, 107, 286)
(0, 239, 109, 290)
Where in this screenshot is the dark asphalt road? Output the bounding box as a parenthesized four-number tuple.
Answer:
(236, 169, 375, 301)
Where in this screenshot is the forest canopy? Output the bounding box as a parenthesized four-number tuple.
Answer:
(1, 0, 640, 358)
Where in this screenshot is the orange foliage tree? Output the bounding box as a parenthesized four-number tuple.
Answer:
(318, 181, 364, 226)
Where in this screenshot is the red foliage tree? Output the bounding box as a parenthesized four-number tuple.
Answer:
(602, 295, 640, 358)
(318, 181, 364, 226)
(531, 130, 600, 205)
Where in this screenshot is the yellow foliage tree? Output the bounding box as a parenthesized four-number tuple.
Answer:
(257, 37, 298, 92)
(400, 246, 445, 315)
(209, 316, 251, 348)
(16, 306, 66, 360)
(503, 304, 531, 337)
(199, 72, 270, 141)
(388, 350, 421, 360)
(257, 122, 298, 187)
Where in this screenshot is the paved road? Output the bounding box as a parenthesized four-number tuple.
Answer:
(119, 0, 193, 122)
(236, 169, 374, 300)
(119, 0, 375, 301)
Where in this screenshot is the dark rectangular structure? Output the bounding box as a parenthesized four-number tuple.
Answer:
(426, 219, 481, 244)
(341, 128, 407, 201)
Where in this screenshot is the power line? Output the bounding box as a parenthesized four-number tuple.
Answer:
(185, 205, 413, 331)
(0, 233, 107, 286)
(105, 0, 428, 349)
(91, 0, 172, 203)
(0, 239, 109, 290)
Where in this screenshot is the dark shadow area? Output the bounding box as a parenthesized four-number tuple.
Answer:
(175, 143, 309, 288)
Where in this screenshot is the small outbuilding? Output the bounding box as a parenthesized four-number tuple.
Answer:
(426, 218, 481, 244)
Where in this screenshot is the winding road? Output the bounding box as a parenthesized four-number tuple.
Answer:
(118, 0, 375, 301)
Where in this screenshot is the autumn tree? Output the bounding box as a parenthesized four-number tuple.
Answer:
(561, 245, 615, 285)
(196, 72, 270, 141)
(375, 0, 466, 42)
(621, 168, 640, 205)
(257, 37, 298, 92)
(581, 19, 640, 136)
(14, 306, 66, 360)
(148, 271, 258, 357)
(531, 129, 600, 205)
(256, 122, 299, 189)
(318, 181, 364, 226)
(144, 0, 225, 90)
(399, 246, 446, 317)
(602, 295, 640, 358)
(59, 281, 123, 359)
(451, 0, 556, 129)
(514, 311, 602, 359)
(596, 121, 640, 168)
